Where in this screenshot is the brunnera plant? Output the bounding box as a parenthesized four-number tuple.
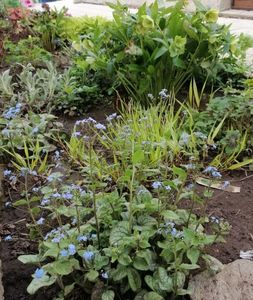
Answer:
(17, 158, 228, 299)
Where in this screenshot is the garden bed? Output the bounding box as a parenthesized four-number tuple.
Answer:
(1, 1, 253, 299)
(1, 162, 253, 299)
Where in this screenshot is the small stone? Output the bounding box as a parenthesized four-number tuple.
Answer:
(189, 259, 253, 300)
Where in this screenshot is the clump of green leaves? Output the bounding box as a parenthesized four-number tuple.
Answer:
(60, 15, 109, 42)
(25, 6, 68, 52)
(0, 63, 83, 114)
(0, 111, 63, 152)
(69, 0, 250, 104)
(17, 163, 228, 299)
(4, 37, 52, 65)
(194, 79, 253, 169)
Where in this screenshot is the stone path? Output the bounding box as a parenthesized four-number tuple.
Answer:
(220, 9, 253, 20)
(33, 0, 137, 17)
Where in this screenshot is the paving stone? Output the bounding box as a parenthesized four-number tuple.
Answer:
(189, 259, 253, 300)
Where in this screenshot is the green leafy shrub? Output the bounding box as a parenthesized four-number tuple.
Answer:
(0, 110, 63, 152)
(70, 0, 251, 104)
(60, 16, 109, 42)
(193, 79, 253, 169)
(0, 0, 20, 9)
(26, 6, 68, 52)
(0, 63, 83, 114)
(17, 155, 228, 299)
(4, 37, 52, 65)
(3, 102, 231, 299)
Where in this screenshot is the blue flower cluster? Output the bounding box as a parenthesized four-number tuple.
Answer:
(158, 222, 184, 238)
(20, 168, 37, 177)
(3, 103, 21, 119)
(4, 235, 13, 241)
(36, 217, 45, 225)
(106, 113, 117, 122)
(159, 89, 169, 100)
(60, 244, 76, 257)
(3, 169, 17, 184)
(44, 226, 67, 242)
(203, 166, 222, 178)
(179, 132, 190, 146)
(151, 181, 171, 191)
(76, 233, 96, 243)
(34, 268, 45, 279)
(83, 250, 94, 261)
(75, 117, 97, 126)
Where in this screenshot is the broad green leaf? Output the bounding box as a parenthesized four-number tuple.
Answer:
(64, 283, 75, 296)
(102, 290, 115, 300)
(154, 46, 168, 60)
(94, 255, 109, 269)
(13, 199, 27, 207)
(109, 221, 129, 246)
(133, 257, 149, 271)
(177, 288, 190, 295)
(145, 275, 155, 291)
(127, 268, 141, 292)
(18, 254, 41, 264)
(118, 254, 132, 266)
(162, 210, 180, 221)
(187, 248, 200, 265)
(158, 267, 173, 291)
(86, 270, 99, 282)
(46, 259, 79, 276)
(27, 275, 57, 295)
(112, 264, 128, 281)
(172, 166, 187, 181)
(43, 246, 59, 258)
